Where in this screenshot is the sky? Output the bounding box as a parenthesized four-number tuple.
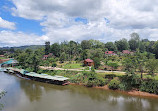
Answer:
(0, 0, 158, 47)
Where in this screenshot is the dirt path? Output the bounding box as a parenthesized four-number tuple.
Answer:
(39, 66, 125, 74)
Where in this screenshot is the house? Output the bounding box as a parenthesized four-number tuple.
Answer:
(42, 53, 53, 60)
(42, 55, 49, 60)
(48, 53, 53, 56)
(0, 55, 5, 57)
(122, 50, 131, 54)
(84, 59, 94, 66)
(105, 51, 117, 56)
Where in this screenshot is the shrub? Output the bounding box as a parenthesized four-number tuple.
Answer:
(105, 74, 116, 79)
(140, 79, 158, 94)
(52, 62, 57, 67)
(108, 78, 120, 90)
(119, 82, 130, 91)
(86, 80, 97, 87)
(96, 77, 109, 86)
(119, 75, 141, 90)
(107, 62, 119, 71)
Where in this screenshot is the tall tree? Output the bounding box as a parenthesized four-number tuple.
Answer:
(51, 43, 60, 57)
(89, 39, 104, 49)
(129, 33, 140, 51)
(81, 50, 88, 60)
(122, 55, 137, 75)
(135, 51, 147, 79)
(81, 40, 92, 50)
(115, 38, 129, 51)
(146, 59, 158, 76)
(93, 57, 101, 69)
(59, 52, 66, 63)
(45, 41, 50, 55)
(153, 41, 158, 59)
(105, 42, 117, 51)
(68, 41, 77, 60)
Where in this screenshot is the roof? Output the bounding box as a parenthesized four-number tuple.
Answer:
(26, 72, 69, 81)
(48, 53, 53, 56)
(0, 55, 5, 57)
(0, 59, 10, 64)
(5, 67, 69, 81)
(43, 55, 49, 57)
(1, 59, 18, 65)
(122, 50, 131, 54)
(105, 51, 115, 54)
(84, 59, 93, 62)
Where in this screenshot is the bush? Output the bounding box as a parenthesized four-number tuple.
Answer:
(96, 77, 109, 86)
(119, 82, 130, 91)
(119, 75, 141, 91)
(140, 79, 158, 94)
(86, 80, 97, 87)
(52, 62, 57, 67)
(105, 74, 116, 79)
(108, 78, 120, 90)
(107, 62, 119, 71)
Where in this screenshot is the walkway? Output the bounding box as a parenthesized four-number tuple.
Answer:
(39, 66, 125, 74)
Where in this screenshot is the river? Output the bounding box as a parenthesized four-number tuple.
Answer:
(0, 72, 158, 111)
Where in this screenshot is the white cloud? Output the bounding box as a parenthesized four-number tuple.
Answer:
(0, 30, 42, 47)
(1, 0, 158, 46)
(0, 17, 16, 30)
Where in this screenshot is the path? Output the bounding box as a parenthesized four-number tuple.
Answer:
(39, 66, 125, 74)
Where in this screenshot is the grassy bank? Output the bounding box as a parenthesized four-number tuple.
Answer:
(38, 69, 158, 95)
(0, 57, 7, 59)
(63, 63, 83, 69)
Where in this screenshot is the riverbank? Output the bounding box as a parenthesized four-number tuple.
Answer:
(2, 67, 158, 98)
(95, 86, 158, 98)
(70, 83, 158, 98)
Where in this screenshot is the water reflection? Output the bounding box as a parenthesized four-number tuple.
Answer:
(20, 80, 43, 102)
(1, 72, 158, 111)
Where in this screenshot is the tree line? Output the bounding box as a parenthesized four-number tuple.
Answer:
(1, 32, 158, 72)
(44, 33, 158, 62)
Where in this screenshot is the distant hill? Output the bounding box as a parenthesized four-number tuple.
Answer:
(1, 45, 44, 50)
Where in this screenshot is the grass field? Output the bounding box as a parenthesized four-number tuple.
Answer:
(97, 72, 125, 77)
(0, 57, 7, 59)
(63, 63, 83, 69)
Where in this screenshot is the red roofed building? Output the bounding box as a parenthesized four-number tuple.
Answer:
(42, 53, 53, 60)
(0, 55, 5, 57)
(105, 51, 117, 56)
(42, 55, 49, 60)
(122, 50, 131, 54)
(84, 59, 94, 66)
(48, 53, 53, 56)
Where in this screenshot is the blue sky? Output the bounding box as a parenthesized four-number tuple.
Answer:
(0, 0, 44, 35)
(0, 0, 158, 47)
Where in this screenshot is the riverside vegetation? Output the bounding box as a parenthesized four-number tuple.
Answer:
(1, 33, 158, 95)
(0, 91, 6, 111)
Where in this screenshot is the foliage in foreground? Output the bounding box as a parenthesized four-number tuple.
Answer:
(108, 78, 120, 90)
(140, 80, 158, 94)
(0, 91, 6, 111)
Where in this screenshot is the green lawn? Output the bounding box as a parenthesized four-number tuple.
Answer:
(154, 75, 158, 80)
(97, 72, 125, 77)
(0, 57, 7, 59)
(63, 63, 83, 69)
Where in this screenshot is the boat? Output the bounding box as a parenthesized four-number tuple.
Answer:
(3, 67, 70, 85)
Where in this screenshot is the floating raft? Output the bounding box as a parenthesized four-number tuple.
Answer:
(4, 67, 69, 85)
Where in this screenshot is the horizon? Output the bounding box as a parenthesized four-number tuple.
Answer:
(0, 0, 158, 47)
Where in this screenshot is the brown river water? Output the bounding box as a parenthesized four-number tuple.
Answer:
(0, 72, 158, 111)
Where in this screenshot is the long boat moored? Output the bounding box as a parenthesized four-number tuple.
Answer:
(3, 67, 70, 85)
